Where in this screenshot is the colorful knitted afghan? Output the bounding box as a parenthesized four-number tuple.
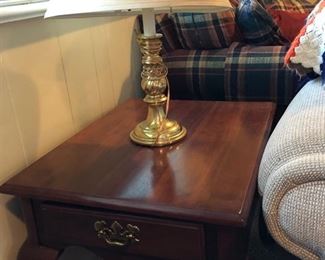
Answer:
(285, 0, 325, 81)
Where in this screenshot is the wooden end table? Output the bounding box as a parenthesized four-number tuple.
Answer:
(0, 99, 275, 260)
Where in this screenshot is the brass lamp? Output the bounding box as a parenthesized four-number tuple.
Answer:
(45, 0, 232, 146)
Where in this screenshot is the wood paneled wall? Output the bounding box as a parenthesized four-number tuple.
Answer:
(0, 16, 140, 259)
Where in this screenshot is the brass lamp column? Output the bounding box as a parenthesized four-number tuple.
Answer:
(130, 33, 186, 146)
(130, 7, 186, 146)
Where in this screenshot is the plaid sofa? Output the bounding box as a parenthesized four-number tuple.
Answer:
(152, 11, 302, 115)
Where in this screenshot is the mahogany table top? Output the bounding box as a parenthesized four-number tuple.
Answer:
(0, 99, 275, 226)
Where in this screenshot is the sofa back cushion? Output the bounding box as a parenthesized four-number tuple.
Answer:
(224, 43, 298, 105)
(171, 9, 241, 49)
(236, 0, 283, 45)
(155, 14, 183, 53)
(164, 43, 298, 106)
(137, 14, 182, 54)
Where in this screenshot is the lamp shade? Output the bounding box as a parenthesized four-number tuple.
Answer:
(45, 0, 232, 18)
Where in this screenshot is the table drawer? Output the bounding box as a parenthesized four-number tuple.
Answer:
(36, 203, 205, 259)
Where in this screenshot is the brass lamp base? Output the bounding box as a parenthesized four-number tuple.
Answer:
(131, 33, 186, 147)
(130, 117, 187, 147)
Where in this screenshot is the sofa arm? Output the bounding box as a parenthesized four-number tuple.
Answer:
(258, 77, 325, 194)
(262, 154, 325, 259)
(258, 77, 325, 259)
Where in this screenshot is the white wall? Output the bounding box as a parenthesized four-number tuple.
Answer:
(0, 16, 140, 260)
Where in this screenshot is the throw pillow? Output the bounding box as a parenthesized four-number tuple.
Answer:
(269, 9, 309, 42)
(171, 9, 241, 49)
(261, 0, 317, 13)
(236, 0, 283, 45)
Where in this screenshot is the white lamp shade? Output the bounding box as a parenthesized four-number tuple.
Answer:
(45, 0, 233, 18)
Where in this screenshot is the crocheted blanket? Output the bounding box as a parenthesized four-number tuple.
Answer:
(285, 0, 325, 80)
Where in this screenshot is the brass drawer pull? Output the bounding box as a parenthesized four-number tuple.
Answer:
(94, 220, 140, 247)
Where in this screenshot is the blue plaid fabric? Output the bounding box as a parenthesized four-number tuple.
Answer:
(236, 0, 283, 45)
(164, 49, 228, 99)
(171, 10, 241, 50)
(137, 14, 182, 54)
(164, 43, 299, 105)
(155, 14, 182, 53)
(224, 42, 299, 105)
(135, 12, 302, 108)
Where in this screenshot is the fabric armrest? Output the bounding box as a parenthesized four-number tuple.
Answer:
(262, 154, 325, 259)
(258, 77, 325, 194)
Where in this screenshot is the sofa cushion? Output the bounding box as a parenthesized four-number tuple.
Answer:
(155, 14, 182, 53)
(171, 9, 241, 50)
(163, 43, 299, 105)
(137, 14, 182, 54)
(236, 0, 283, 45)
(224, 43, 298, 105)
(164, 49, 228, 99)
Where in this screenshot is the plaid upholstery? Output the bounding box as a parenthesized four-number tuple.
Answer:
(164, 49, 228, 99)
(225, 43, 299, 105)
(236, 0, 283, 45)
(262, 0, 318, 13)
(171, 10, 241, 49)
(144, 10, 302, 107)
(155, 14, 182, 53)
(137, 14, 182, 54)
(164, 43, 299, 105)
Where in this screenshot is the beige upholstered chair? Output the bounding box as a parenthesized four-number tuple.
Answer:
(258, 78, 325, 259)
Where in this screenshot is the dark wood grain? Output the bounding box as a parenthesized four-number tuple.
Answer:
(0, 99, 275, 227)
(35, 201, 205, 260)
(19, 199, 39, 245)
